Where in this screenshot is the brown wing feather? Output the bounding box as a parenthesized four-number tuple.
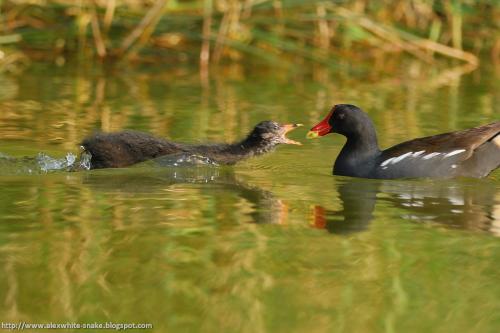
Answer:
(382, 122, 500, 158)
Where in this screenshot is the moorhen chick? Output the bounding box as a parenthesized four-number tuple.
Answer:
(307, 104, 500, 179)
(82, 121, 302, 169)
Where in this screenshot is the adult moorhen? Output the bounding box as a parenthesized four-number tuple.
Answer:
(82, 121, 302, 169)
(307, 104, 500, 179)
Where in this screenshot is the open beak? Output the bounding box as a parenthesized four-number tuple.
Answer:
(307, 110, 333, 139)
(280, 123, 303, 145)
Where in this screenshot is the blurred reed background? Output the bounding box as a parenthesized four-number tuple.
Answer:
(0, 0, 499, 74)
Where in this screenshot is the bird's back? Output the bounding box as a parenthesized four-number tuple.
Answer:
(82, 131, 184, 169)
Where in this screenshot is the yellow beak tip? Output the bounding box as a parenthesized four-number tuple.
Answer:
(306, 131, 320, 139)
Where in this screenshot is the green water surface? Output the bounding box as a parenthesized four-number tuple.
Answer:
(0, 60, 499, 333)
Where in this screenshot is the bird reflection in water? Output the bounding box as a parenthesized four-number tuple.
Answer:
(311, 180, 379, 234)
(382, 179, 500, 234)
(82, 153, 289, 225)
(312, 178, 500, 236)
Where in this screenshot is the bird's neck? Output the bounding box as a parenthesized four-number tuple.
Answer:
(342, 131, 380, 156)
(188, 136, 274, 165)
(334, 129, 380, 176)
(230, 136, 276, 158)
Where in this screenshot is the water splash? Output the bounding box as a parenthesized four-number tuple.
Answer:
(70, 150, 92, 171)
(0, 151, 91, 175)
(148, 153, 219, 168)
(0, 151, 218, 175)
(37, 152, 76, 172)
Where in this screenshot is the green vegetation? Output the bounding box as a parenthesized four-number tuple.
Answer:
(0, 0, 499, 71)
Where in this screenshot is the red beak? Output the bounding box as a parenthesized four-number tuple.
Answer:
(307, 110, 333, 139)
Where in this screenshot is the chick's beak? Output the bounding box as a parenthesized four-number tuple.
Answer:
(280, 123, 303, 145)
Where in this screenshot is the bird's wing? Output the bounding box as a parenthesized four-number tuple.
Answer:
(375, 122, 500, 178)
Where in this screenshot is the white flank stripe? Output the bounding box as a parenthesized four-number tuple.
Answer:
(380, 157, 395, 167)
(391, 152, 413, 164)
(422, 152, 441, 160)
(380, 150, 429, 168)
(444, 149, 466, 158)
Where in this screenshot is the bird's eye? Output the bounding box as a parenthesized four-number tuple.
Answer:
(337, 113, 345, 120)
